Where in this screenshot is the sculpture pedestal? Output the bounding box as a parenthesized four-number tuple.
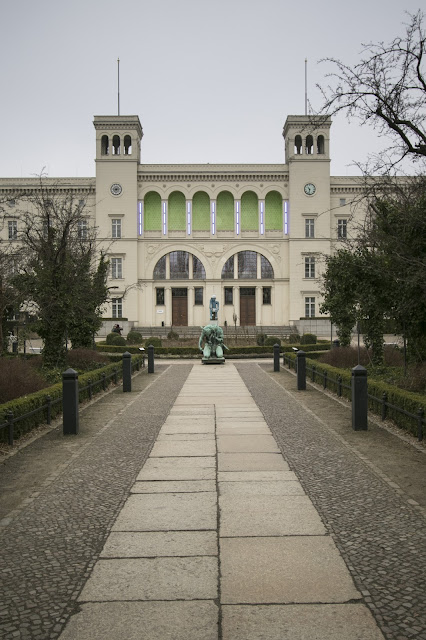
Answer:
(202, 356, 225, 365)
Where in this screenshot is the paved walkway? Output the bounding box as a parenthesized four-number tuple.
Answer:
(1, 361, 425, 639)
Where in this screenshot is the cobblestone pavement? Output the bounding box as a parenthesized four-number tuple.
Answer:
(0, 365, 192, 640)
(236, 363, 426, 640)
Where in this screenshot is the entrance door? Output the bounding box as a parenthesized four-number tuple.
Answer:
(240, 287, 256, 325)
(172, 288, 188, 326)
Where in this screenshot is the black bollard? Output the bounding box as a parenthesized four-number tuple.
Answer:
(352, 365, 368, 430)
(273, 343, 280, 372)
(123, 351, 132, 392)
(296, 350, 306, 390)
(62, 368, 79, 435)
(148, 344, 155, 374)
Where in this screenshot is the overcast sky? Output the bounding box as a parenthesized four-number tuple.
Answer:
(0, 0, 422, 177)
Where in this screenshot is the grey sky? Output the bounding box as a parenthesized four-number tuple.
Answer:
(0, 0, 422, 177)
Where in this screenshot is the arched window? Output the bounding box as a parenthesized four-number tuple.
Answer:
(221, 252, 274, 280)
(153, 255, 166, 279)
(216, 191, 234, 231)
(112, 135, 121, 155)
(192, 191, 210, 231)
(101, 135, 109, 156)
(153, 252, 206, 280)
(305, 135, 314, 155)
(221, 255, 234, 279)
(144, 192, 161, 231)
(317, 135, 325, 154)
(193, 255, 206, 279)
(168, 191, 186, 231)
(124, 135, 132, 155)
(241, 191, 258, 231)
(295, 135, 303, 154)
(261, 255, 274, 278)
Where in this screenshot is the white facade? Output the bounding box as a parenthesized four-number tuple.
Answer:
(0, 113, 367, 333)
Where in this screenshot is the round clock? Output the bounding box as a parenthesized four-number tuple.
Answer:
(110, 183, 122, 196)
(304, 183, 316, 196)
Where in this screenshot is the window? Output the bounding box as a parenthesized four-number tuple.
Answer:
(170, 251, 189, 279)
(193, 255, 206, 280)
(78, 219, 88, 239)
(101, 135, 109, 156)
(153, 255, 166, 279)
(112, 298, 122, 318)
(305, 257, 315, 278)
(305, 135, 314, 155)
(305, 297, 315, 318)
(111, 257, 123, 279)
(8, 220, 17, 240)
(305, 218, 315, 238)
(112, 135, 120, 155)
(295, 135, 302, 155)
(194, 287, 203, 305)
(340, 198, 346, 207)
(238, 251, 257, 279)
(317, 135, 325, 154)
(123, 135, 132, 155)
(221, 255, 234, 279)
(260, 255, 274, 279)
(224, 287, 233, 305)
(112, 219, 122, 238)
(156, 288, 165, 305)
(263, 287, 271, 304)
(338, 219, 347, 238)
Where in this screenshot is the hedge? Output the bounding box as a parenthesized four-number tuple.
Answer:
(95, 343, 332, 356)
(283, 353, 426, 437)
(0, 355, 144, 443)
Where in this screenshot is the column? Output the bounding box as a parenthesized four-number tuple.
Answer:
(256, 286, 262, 326)
(187, 286, 194, 326)
(165, 286, 172, 326)
(234, 287, 240, 325)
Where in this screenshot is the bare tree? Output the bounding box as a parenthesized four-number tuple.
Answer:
(318, 10, 426, 171)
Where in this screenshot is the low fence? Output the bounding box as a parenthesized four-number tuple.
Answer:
(0, 353, 146, 446)
(281, 350, 425, 440)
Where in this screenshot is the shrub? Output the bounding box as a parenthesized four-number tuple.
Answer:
(300, 333, 317, 345)
(66, 348, 110, 371)
(145, 337, 162, 348)
(265, 337, 281, 346)
(256, 333, 267, 346)
(0, 358, 47, 404)
(126, 331, 143, 345)
(167, 330, 179, 340)
(288, 333, 300, 343)
(107, 333, 127, 346)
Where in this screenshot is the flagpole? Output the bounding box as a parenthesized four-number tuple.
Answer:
(305, 58, 308, 115)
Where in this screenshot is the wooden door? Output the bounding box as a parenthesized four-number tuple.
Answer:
(172, 288, 188, 326)
(240, 287, 256, 325)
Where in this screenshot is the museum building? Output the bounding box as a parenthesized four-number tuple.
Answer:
(0, 113, 366, 335)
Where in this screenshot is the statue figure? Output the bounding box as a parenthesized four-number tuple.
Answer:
(199, 324, 229, 363)
(209, 295, 219, 321)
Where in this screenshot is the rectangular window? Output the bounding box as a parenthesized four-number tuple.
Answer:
(224, 287, 233, 305)
(112, 298, 122, 318)
(194, 287, 203, 305)
(111, 257, 122, 279)
(340, 198, 346, 207)
(8, 220, 17, 240)
(305, 218, 315, 238)
(112, 219, 122, 238)
(305, 297, 315, 318)
(305, 257, 315, 278)
(338, 219, 347, 238)
(78, 219, 88, 239)
(263, 287, 271, 304)
(156, 287, 165, 305)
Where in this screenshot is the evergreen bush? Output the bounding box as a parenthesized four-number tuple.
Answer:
(265, 337, 281, 346)
(300, 333, 317, 344)
(126, 331, 143, 344)
(256, 333, 267, 346)
(145, 337, 162, 348)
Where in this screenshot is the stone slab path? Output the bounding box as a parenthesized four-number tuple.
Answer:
(59, 364, 385, 640)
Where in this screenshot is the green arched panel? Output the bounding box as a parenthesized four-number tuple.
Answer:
(168, 191, 186, 231)
(192, 191, 210, 231)
(216, 191, 234, 231)
(265, 191, 283, 230)
(144, 191, 161, 231)
(241, 191, 258, 231)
